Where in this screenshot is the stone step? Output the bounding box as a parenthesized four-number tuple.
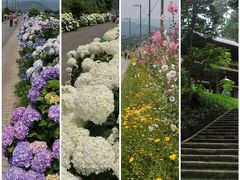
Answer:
(193, 135, 238, 139)
(181, 155, 238, 162)
(212, 122, 238, 126)
(181, 169, 238, 179)
(189, 138, 238, 143)
(182, 161, 238, 170)
(182, 143, 238, 149)
(207, 126, 238, 130)
(199, 132, 238, 136)
(202, 129, 238, 133)
(181, 148, 238, 155)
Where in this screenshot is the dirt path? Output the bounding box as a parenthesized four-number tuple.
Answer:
(2, 21, 22, 174)
(62, 22, 116, 84)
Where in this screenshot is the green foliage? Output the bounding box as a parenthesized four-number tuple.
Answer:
(182, 43, 231, 89)
(181, 0, 219, 47)
(3, 7, 13, 14)
(223, 11, 238, 42)
(14, 80, 31, 106)
(28, 7, 40, 17)
(219, 78, 235, 95)
(181, 89, 238, 140)
(62, 0, 113, 17)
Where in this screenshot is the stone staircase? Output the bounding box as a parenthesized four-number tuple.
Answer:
(181, 109, 239, 180)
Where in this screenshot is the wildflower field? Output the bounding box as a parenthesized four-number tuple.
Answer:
(122, 54, 179, 180)
(122, 2, 179, 178)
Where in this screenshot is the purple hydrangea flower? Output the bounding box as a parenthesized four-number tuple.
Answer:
(30, 141, 48, 154)
(33, 60, 43, 70)
(12, 142, 33, 168)
(41, 66, 59, 80)
(31, 76, 46, 91)
(3, 166, 26, 180)
(2, 125, 15, 152)
(31, 149, 52, 173)
(52, 139, 59, 159)
(24, 170, 45, 180)
(21, 106, 41, 127)
(28, 89, 41, 102)
(14, 121, 29, 140)
(11, 107, 26, 122)
(48, 105, 59, 123)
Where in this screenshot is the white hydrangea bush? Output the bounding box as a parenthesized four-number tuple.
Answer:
(78, 13, 113, 27)
(62, 27, 119, 179)
(62, 13, 79, 32)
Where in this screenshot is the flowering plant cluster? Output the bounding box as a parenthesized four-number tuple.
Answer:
(122, 1, 179, 179)
(62, 13, 79, 32)
(3, 12, 60, 179)
(62, 27, 119, 179)
(62, 12, 113, 32)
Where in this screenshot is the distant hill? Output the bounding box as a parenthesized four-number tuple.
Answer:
(122, 19, 171, 38)
(3, 0, 59, 10)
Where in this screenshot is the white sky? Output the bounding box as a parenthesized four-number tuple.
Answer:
(121, 0, 179, 23)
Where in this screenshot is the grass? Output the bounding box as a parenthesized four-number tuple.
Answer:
(121, 55, 179, 180)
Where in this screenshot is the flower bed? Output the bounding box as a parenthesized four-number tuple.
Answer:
(62, 12, 113, 32)
(62, 26, 119, 179)
(122, 1, 179, 179)
(3, 13, 60, 179)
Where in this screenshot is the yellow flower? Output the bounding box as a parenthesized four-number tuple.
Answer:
(165, 136, 170, 142)
(50, 95, 59, 104)
(169, 154, 177, 160)
(129, 157, 134, 163)
(154, 138, 161, 143)
(156, 178, 162, 180)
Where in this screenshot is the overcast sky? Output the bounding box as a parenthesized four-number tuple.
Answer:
(121, 0, 179, 23)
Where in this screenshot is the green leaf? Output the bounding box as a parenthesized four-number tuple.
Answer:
(47, 80, 59, 90)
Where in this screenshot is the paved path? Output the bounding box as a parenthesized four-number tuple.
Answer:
(181, 109, 238, 179)
(62, 22, 116, 84)
(121, 58, 129, 81)
(2, 17, 22, 47)
(2, 21, 22, 174)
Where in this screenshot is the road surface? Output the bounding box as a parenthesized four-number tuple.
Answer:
(2, 21, 22, 174)
(62, 22, 116, 84)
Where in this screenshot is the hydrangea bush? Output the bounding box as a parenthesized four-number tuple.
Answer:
(62, 27, 119, 179)
(62, 12, 113, 32)
(3, 12, 60, 179)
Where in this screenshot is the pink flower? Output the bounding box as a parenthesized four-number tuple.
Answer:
(139, 60, 146, 65)
(167, 89, 173, 93)
(168, 1, 178, 14)
(152, 31, 162, 44)
(175, 22, 179, 30)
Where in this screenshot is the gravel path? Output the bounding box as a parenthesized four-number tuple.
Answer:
(2, 21, 22, 174)
(62, 22, 116, 84)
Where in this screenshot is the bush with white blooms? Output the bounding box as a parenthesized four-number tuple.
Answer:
(62, 26, 119, 179)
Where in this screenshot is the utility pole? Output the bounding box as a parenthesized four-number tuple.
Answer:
(12, 0, 14, 10)
(133, 4, 142, 44)
(6, 0, 8, 8)
(149, 0, 151, 37)
(160, 0, 164, 31)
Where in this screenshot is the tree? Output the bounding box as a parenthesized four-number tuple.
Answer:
(181, 0, 219, 48)
(223, 11, 238, 42)
(183, 43, 231, 91)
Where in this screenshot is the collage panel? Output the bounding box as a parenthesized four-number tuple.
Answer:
(121, 0, 179, 179)
(2, 0, 60, 179)
(61, 0, 120, 179)
(181, 0, 239, 179)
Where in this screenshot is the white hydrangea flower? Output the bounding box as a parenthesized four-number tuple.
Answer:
(113, 158, 119, 178)
(67, 50, 77, 59)
(72, 136, 115, 176)
(74, 85, 114, 125)
(107, 127, 119, 145)
(67, 57, 78, 67)
(74, 73, 93, 87)
(161, 64, 169, 71)
(103, 27, 119, 41)
(81, 58, 96, 72)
